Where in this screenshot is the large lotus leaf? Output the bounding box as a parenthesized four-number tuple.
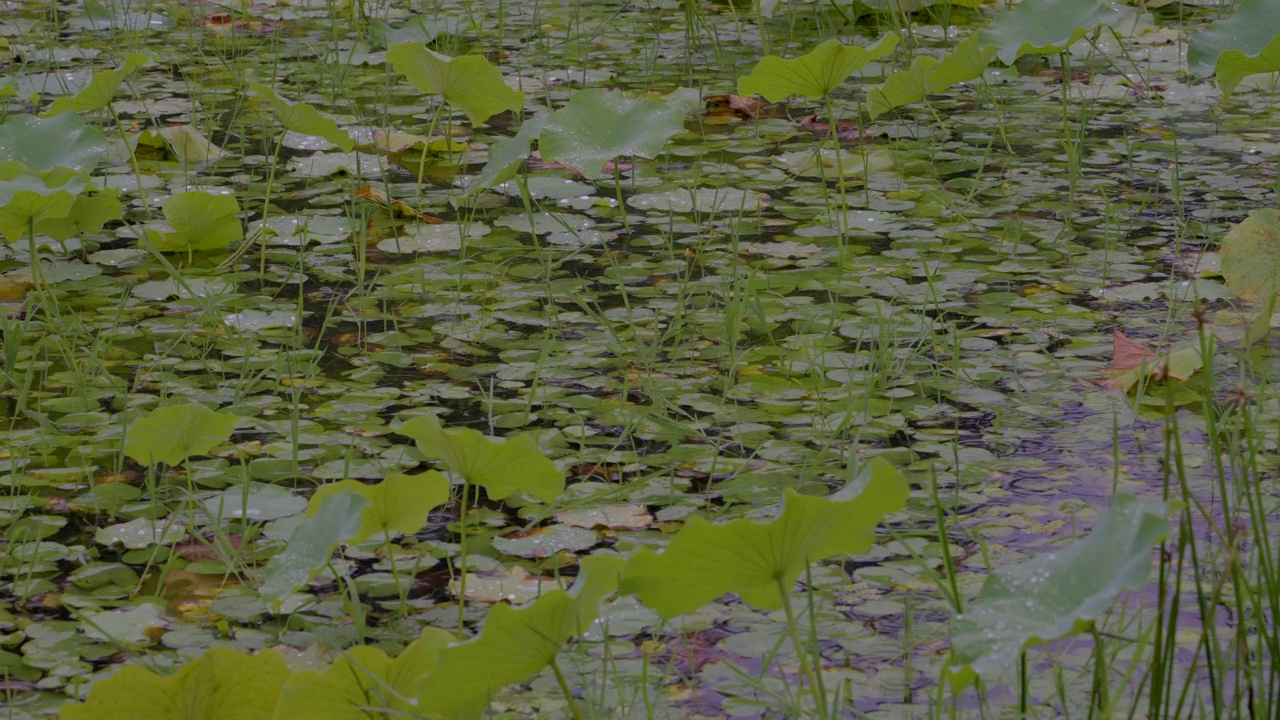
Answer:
(978, 0, 1128, 65)
(619, 457, 909, 618)
(467, 112, 549, 194)
(396, 415, 563, 502)
(260, 490, 369, 606)
(61, 647, 290, 720)
(308, 470, 450, 543)
(250, 84, 354, 152)
(1215, 39, 1280, 98)
(1188, 0, 1279, 84)
(159, 125, 230, 165)
(927, 33, 999, 92)
(948, 494, 1169, 682)
(36, 189, 123, 241)
(737, 35, 900, 102)
(418, 555, 624, 720)
(123, 402, 237, 466)
(538, 89, 684, 178)
(0, 112, 109, 173)
(0, 172, 85, 243)
(274, 628, 453, 719)
(868, 56, 939, 119)
(1221, 208, 1280, 303)
(44, 53, 152, 116)
(147, 191, 243, 252)
(385, 43, 524, 126)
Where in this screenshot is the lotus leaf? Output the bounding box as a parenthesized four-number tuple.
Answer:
(737, 35, 900, 102)
(396, 415, 564, 502)
(123, 402, 237, 467)
(539, 89, 684, 178)
(385, 43, 524, 126)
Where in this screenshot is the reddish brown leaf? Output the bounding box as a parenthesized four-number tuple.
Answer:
(1110, 329, 1158, 371)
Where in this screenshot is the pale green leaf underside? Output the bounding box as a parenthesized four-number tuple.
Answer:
(308, 470, 450, 543)
(396, 415, 564, 502)
(149, 190, 243, 252)
(123, 402, 237, 466)
(260, 490, 369, 606)
(619, 457, 909, 618)
(250, 83, 355, 152)
(1221, 208, 1280, 303)
(386, 43, 524, 126)
(737, 34, 901, 102)
(45, 52, 153, 116)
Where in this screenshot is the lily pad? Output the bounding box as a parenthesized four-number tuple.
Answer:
(627, 187, 767, 214)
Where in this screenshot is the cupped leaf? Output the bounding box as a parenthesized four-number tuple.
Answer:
(44, 52, 153, 116)
(1221, 208, 1280, 303)
(36, 188, 124, 241)
(0, 112, 110, 173)
(619, 457, 909, 618)
(737, 35, 900, 102)
(260, 490, 369, 606)
(61, 647, 290, 720)
(0, 171, 86, 243)
(146, 190, 243, 252)
(250, 83, 355, 152)
(467, 112, 549, 194)
(868, 55, 940, 119)
(385, 43, 524, 126)
(948, 494, 1169, 682)
(927, 33, 999, 92)
(396, 415, 564, 502)
(158, 125, 230, 165)
(308, 470, 450, 544)
(538, 89, 684, 178)
(978, 0, 1128, 65)
(1216, 39, 1280, 98)
(274, 627, 454, 720)
(418, 555, 625, 720)
(123, 402, 237, 466)
(1188, 0, 1279, 77)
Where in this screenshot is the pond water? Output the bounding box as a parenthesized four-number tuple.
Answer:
(0, 0, 1277, 718)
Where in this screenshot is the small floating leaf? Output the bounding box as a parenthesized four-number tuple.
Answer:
(539, 89, 684, 178)
(386, 43, 524, 126)
(619, 457, 909, 618)
(60, 646, 290, 720)
(948, 494, 1169, 682)
(396, 415, 564, 502)
(737, 35, 900, 102)
(123, 402, 237, 466)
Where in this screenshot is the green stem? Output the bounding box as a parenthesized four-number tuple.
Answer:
(456, 480, 470, 635)
(777, 575, 827, 720)
(550, 658, 585, 720)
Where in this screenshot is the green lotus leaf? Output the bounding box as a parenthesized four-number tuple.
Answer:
(396, 415, 564, 502)
(538, 88, 684, 178)
(418, 555, 624, 720)
(308, 470, 450, 543)
(868, 56, 940, 119)
(737, 35, 900, 102)
(1221, 208, 1280, 303)
(260, 489, 369, 606)
(619, 457, 909, 618)
(0, 112, 109, 173)
(467, 112, 549, 194)
(146, 190, 243, 252)
(978, 0, 1128, 65)
(250, 83, 355, 152)
(35, 188, 123, 241)
(1188, 0, 1280, 98)
(926, 33, 999, 92)
(275, 627, 454, 719)
(0, 171, 86, 243)
(123, 402, 237, 466)
(386, 43, 524, 126)
(61, 647, 290, 720)
(948, 494, 1169, 682)
(44, 52, 153, 116)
